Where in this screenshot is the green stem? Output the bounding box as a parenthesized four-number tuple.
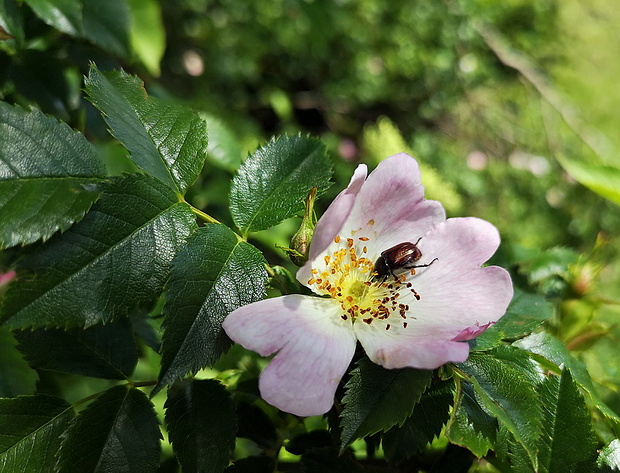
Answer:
(72, 380, 158, 408)
(189, 204, 221, 225)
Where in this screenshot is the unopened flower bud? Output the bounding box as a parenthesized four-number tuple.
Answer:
(281, 187, 317, 266)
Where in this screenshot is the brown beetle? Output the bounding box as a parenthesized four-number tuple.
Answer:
(373, 239, 437, 279)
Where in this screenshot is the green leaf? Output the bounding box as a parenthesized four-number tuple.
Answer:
(382, 379, 455, 463)
(0, 0, 24, 47)
(85, 64, 208, 194)
(230, 134, 331, 234)
(57, 386, 161, 473)
(127, 0, 165, 76)
(0, 101, 105, 249)
(82, 0, 130, 58)
(203, 113, 244, 172)
(489, 289, 554, 339)
(23, 0, 82, 36)
(556, 155, 620, 207)
(155, 224, 268, 394)
(446, 381, 496, 458)
(514, 332, 620, 429)
(0, 327, 38, 397)
(0, 174, 197, 329)
(537, 368, 597, 473)
(165, 379, 236, 473)
(457, 352, 541, 469)
(0, 395, 75, 472)
(14, 318, 139, 379)
(598, 439, 620, 471)
(340, 357, 433, 448)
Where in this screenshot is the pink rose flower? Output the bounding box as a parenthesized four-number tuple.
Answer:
(223, 153, 513, 416)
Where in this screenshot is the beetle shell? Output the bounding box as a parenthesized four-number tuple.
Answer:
(373, 241, 423, 278)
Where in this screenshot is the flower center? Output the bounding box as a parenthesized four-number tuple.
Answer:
(306, 234, 421, 329)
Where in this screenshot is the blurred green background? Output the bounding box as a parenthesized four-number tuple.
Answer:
(2, 0, 620, 449)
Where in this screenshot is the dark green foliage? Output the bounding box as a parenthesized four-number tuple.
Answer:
(85, 65, 208, 195)
(230, 135, 332, 234)
(56, 386, 161, 473)
(0, 327, 38, 396)
(156, 224, 268, 393)
(165, 379, 237, 473)
(340, 357, 433, 448)
(457, 351, 542, 470)
(0, 395, 75, 472)
(537, 369, 598, 473)
(0, 1, 619, 471)
(0, 101, 105, 249)
(382, 380, 455, 463)
(15, 317, 139, 380)
(490, 288, 554, 339)
(0, 174, 197, 329)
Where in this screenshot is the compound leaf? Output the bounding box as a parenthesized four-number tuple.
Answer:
(383, 379, 455, 463)
(155, 224, 268, 393)
(0, 101, 105, 249)
(165, 379, 236, 473)
(0, 327, 38, 397)
(57, 386, 160, 473)
(0, 395, 74, 473)
(340, 357, 432, 449)
(15, 318, 139, 379)
(0, 174, 196, 329)
(85, 64, 207, 194)
(457, 352, 541, 470)
(537, 368, 597, 473)
(230, 135, 331, 234)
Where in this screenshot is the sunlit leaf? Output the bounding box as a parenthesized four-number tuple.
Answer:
(488, 289, 554, 340)
(514, 332, 620, 427)
(230, 134, 331, 234)
(155, 224, 268, 394)
(23, 0, 82, 35)
(127, 0, 165, 76)
(0, 101, 105, 249)
(57, 386, 160, 473)
(537, 368, 597, 473)
(165, 379, 236, 473)
(446, 381, 496, 458)
(457, 352, 541, 469)
(340, 357, 432, 448)
(0, 174, 196, 329)
(0, 395, 74, 472)
(557, 155, 620, 207)
(85, 64, 207, 194)
(598, 439, 620, 472)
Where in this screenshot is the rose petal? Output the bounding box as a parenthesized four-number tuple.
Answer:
(418, 217, 501, 270)
(355, 217, 512, 370)
(356, 322, 471, 369)
(339, 153, 445, 257)
(452, 321, 494, 342)
(223, 295, 357, 416)
(309, 164, 367, 261)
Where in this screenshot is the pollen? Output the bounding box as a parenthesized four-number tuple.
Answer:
(305, 233, 421, 329)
